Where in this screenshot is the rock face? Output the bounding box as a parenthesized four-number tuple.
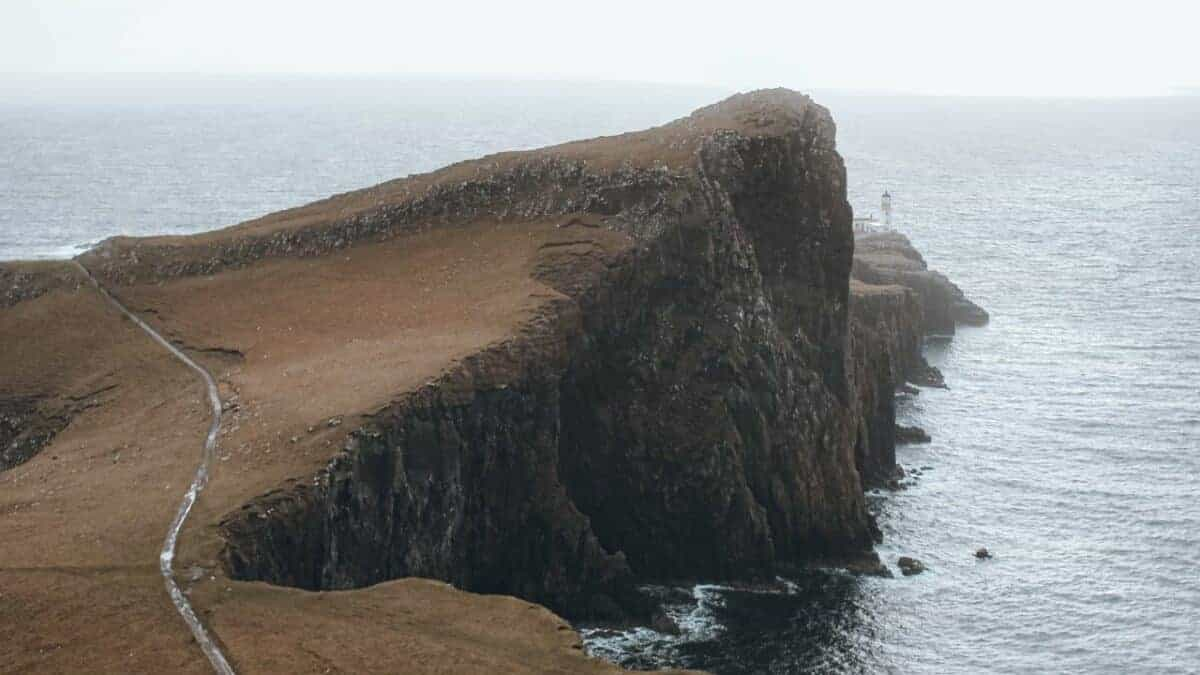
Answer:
(846, 231, 986, 485)
(847, 280, 923, 485)
(217, 90, 876, 618)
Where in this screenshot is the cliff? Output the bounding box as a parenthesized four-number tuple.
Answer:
(0, 89, 982, 673)
(854, 230, 989, 333)
(847, 278, 922, 485)
(209, 88, 876, 617)
(847, 230, 989, 486)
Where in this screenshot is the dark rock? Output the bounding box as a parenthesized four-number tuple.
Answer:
(975, 547, 993, 559)
(639, 585, 694, 605)
(844, 553, 893, 578)
(1, 396, 73, 472)
(897, 556, 926, 575)
(909, 361, 947, 389)
(586, 594, 626, 622)
(846, 227, 985, 486)
(895, 425, 932, 444)
(848, 281, 923, 487)
(651, 610, 681, 636)
(955, 299, 990, 326)
(853, 231, 989, 334)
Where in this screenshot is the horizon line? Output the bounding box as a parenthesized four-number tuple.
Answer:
(0, 72, 1196, 99)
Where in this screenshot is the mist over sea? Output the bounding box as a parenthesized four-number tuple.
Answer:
(3, 79, 1198, 673)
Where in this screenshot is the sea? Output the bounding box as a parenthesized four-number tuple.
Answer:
(2, 77, 1197, 674)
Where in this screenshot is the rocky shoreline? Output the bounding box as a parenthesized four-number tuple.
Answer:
(1, 89, 984, 672)
(848, 229, 988, 489)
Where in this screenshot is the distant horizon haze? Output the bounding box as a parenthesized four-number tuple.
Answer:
(2, 0, 1197, 98)
(0, 73, 1196, 106)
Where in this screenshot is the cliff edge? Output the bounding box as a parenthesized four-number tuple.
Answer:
(0, 89, 982, 673)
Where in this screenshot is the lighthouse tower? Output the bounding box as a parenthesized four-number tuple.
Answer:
(881, 191, 893, 227)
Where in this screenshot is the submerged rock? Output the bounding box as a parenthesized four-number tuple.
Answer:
(897, 556, 926, 576)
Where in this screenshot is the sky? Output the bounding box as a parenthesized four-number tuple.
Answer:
(1, 0, 1197, 97)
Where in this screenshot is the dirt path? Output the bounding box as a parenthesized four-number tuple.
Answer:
(73, 261, 234, 675)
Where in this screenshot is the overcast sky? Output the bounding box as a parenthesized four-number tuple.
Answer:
(2, 0, 1196, 96)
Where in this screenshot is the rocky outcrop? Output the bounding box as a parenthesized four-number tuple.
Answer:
(0, 396, 69, 471)
(217, 90, 877, 618)
(0, 261, 82, 309)
(897, 556, 926, 575)
(895, 424, 932, 444)
(854, 231, 988, 334)
(846, 231, 986, 486)
(847, 281, 923, 485)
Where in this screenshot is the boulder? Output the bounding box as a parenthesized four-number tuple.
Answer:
(897, 556, 926, 575)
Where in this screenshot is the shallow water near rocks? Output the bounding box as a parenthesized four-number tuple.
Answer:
(4, 80, 1198, 673)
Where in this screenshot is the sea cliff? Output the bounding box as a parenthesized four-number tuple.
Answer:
(848, 230, 988, 486)
(0, 89, 983, 672)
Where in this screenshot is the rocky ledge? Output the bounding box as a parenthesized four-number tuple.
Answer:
(847, 230, 987, 486)
(854, 231, 989, 333)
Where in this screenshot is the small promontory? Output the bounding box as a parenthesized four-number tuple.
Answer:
(0, 89, 983, 673)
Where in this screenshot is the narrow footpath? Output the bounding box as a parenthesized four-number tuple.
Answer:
(73, 261, 234, 675)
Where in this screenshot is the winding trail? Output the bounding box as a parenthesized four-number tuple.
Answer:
(73, 261, 235, 675)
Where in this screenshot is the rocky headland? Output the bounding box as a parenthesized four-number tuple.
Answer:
(0, 89, 983, 673)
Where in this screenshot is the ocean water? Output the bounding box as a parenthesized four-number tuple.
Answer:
(0, 78, 722, 259)
(3, 80, 1198, 673)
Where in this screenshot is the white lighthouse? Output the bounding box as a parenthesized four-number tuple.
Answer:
(881, 191, 893, 227)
